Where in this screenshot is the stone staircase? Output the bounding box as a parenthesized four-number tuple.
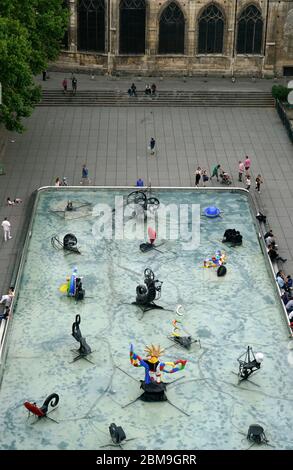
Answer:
(39, 90, 275, 107)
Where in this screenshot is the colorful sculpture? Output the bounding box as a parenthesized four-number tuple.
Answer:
(124, 344, 188, 412)
(59, 267, 85, 300)
(24, 393, 59, 423)
(203, 250, 227, 268)
(130, 343, 186, 385)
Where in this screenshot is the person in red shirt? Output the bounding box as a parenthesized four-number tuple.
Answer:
(244, 156, 251, 175)
(62, 78, 68, 94)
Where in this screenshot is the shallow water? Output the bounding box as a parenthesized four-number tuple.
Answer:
(0, 188, 292, 450)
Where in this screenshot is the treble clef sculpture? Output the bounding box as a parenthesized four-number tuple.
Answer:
(24, 393, 59, 423)
(71, 314, 92, 363)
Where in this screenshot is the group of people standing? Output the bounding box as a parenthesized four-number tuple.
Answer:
(55, 164, 90, 187)
(62, 75, 77, 95)
(238, 156, 263, 192)
(194, 167, 209, 187)
(55, 177, 68, 187)
(193, 157, 263, 192)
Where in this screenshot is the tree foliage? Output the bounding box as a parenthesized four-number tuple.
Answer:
(0, 0, 68, 132)
(272, 84, 290, 102)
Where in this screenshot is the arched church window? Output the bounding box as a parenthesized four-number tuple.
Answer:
(236, 4, 263, 54)
(61, 1, 69, 50)
(159, 2, 185, 54)
(119, 0, 146, 54)
(198, 3, 224, 54)
(78, 0, 105, 52)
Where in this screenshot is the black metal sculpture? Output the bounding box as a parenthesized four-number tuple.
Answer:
(217, 265, 227, 277)
(74, 277, 85, 301)
(50, 200, 92, 219)
(51, 233, 81, 254)
(99, 422, 136, 449)
(127, 190, 159, 214)
(237, 346, 263, 382)
(66, 201, 73, 211)
(247, 424, 268, 445)
(109, 423, 126, 445)
(71, 314, 93, 363)
(132, 268, 163, 314)
(222, 229, 243, 246)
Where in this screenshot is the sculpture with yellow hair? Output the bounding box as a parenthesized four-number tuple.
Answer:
(130, 343, 186, 385)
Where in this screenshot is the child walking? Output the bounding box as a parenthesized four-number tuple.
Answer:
(246, 175, 251, 191)
(255, 174, 263, 192)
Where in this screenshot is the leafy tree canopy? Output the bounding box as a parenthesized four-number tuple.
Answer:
(272, 84, 290, 102)
(0, 0, 68, 132)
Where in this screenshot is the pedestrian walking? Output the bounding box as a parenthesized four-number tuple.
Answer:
(238, 160, 245, 182)
(149, 137, 156, 155)
(1, 217, 12, 241)
(131, 83, 137, 97)
(72, 75, 77, 95)
(136, 178, 144, 187)
(210, 164, 221, 182)
(202, 169, 209, 187)
(244, 156, 251, 175)
(42, 71, 47, 81)
(255, 174, 263, 192)
(80, 164, 89, 185)
(62, 78, 68, 94)
(194, 167, 201, 187)
(246, 175, 251, 191)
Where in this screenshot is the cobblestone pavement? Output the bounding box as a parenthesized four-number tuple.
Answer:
(0, 77, 292, 294)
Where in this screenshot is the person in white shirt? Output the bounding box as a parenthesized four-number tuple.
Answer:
(6, 197, 22, 206)
(238, 161, 245, 182)
(0, 288, 14, 307)
(265, 235, 277, 247)
(246, 175, 251, 191)
(1, 217, 12, 241)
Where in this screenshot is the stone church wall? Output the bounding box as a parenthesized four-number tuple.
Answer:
(55, 0, 293, 77)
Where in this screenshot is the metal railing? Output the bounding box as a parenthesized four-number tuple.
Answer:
(0, 190, 38, 385)
(275, 99, 293, 143)
(250, 201, 293, 338)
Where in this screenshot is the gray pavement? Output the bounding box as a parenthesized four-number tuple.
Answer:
(39, 71, 288, 92)
(0, 79, 293, 295)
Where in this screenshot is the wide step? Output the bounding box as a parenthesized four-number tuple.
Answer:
(38, 90, 274, 108)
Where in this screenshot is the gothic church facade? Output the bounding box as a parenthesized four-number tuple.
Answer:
(60, 0, 293, 76)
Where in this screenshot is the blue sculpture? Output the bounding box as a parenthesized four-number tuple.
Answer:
(204, 206, 221, 218)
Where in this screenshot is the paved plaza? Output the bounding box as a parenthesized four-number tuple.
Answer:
(0, 76, 293, 295)
(38, 71, 287, 92)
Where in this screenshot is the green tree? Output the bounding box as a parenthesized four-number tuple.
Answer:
(0, 0, 68, 132)
(271, 85, 290, 102)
